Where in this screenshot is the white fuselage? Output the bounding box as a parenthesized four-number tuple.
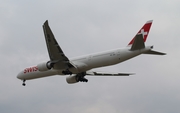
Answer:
(17, 20, 166, 86)
(17, 46, 152, 80)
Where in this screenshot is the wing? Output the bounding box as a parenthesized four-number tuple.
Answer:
(43, 20, 74, 69)
(86, 71, 134, 76)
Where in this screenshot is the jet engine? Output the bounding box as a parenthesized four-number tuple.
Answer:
(37, 61, 53, 71)
(66, 75, 78, 84)
(66, 73, 88, 84)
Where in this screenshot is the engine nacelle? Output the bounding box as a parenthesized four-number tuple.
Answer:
(66, 75, 79, 84)
(37, 61, 52, 71)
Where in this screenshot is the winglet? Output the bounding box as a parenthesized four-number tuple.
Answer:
(128, 20, 153, 45)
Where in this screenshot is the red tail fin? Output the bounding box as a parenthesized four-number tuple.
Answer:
(128, 20, 153, 45)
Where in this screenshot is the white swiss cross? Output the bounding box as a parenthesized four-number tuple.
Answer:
(138, 29, 148, 38)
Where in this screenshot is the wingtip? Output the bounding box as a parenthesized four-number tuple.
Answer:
(44, 20, 49, 25)
(162, 53, 167, 55)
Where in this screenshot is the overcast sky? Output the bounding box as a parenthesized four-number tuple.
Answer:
(1, 0, 180, 113)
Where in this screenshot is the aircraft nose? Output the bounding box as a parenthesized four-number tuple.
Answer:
(17, 71, 24, 80)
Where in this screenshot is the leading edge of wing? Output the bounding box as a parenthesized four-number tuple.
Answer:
(43, 20, 74, 69)
(43, 20, 68, 61)
(86, 71, 135, 76)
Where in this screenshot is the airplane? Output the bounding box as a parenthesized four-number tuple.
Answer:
(17, 20, 166, 86)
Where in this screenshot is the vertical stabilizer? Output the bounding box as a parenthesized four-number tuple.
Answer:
(130, 34, 145, 50)
(128, 20, 153, 45)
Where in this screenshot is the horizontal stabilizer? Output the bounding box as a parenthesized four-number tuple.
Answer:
(143, 50, 166, 55)
(86, 71, 134, 76)
(130, 34, 145, 51)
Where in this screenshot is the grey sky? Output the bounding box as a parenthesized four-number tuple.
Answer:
(1, 0, 180, 113)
